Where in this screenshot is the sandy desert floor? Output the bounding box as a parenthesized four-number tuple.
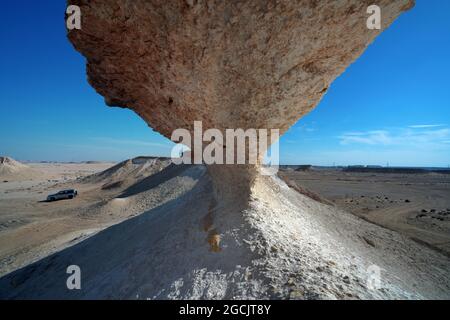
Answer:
(0, 158, 180, 276)
(0, 162, 117, 276)
(279, 168, 450, 256)
(0, 160, 449, 299)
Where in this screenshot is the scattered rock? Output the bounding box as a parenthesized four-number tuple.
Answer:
(289, 290, 304, 300)
(362, 236, 375, 247)
(287, 278, 296, 286)
(101, 180, 124, 190)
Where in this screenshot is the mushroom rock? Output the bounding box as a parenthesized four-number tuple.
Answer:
(67, 0, 414, 203)
(6, 1, 450, 300)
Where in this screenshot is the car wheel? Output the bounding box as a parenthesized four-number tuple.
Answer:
(50, 197, 55, 202)
(69, 195, 73, 199)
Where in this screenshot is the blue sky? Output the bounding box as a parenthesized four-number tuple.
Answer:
(0, 1, 449, 166)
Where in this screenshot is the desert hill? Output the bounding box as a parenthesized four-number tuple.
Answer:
(0, 157, 43, 181)
(81, 156, 171, 190)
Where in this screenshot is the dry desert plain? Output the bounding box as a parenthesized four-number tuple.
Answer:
(0, 157, 449, 299)
(278, 167, 450, 256)
(0, 157, 173, 276)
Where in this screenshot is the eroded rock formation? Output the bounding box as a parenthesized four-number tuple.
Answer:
(67, 0, 414, 200)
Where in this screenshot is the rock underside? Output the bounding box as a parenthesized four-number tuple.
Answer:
(68, 0, 414, 196)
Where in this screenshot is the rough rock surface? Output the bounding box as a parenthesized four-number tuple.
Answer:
(67, 0, 414, 196)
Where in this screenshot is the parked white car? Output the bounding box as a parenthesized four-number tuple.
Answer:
(47, 189, 78, 201)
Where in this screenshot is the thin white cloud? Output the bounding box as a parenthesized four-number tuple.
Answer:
(90, 137, 172, 148)
(408, 124, 445, 129)
(339, 127, 450, 146)
(301, 149, 450, 167)
(294, 123, 317, 133)
(339, 130, 391, 145)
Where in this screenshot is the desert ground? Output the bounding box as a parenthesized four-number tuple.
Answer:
(278, 167, 450, 256)
(0, 157, 449, 299)
(0, 157, 175, 276)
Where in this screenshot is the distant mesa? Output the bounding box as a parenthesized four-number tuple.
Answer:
(343, 166, 450, 174)
(0, 156, 28, 171)
(0, 156, 43, 181)
(295, 165, 313, 172)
